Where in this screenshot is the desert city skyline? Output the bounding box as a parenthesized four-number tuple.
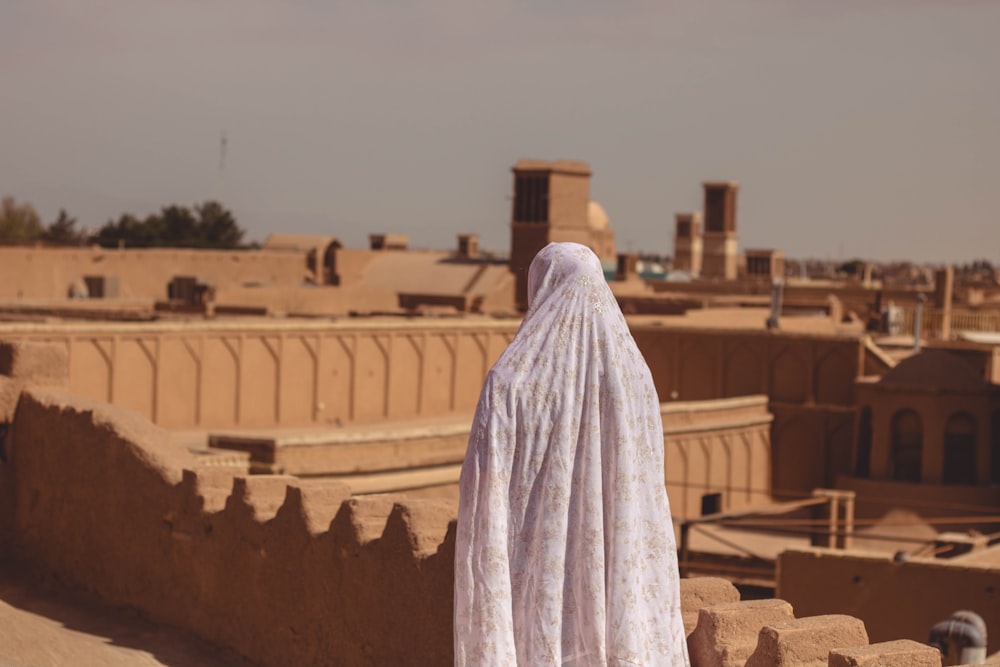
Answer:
(2, 1, 998, 263)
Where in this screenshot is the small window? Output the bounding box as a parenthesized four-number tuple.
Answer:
(992, 410, 1000, 485)
(855, 407, 872, 478)
(701, 492, 722, 516)
(891, 409, 922, 483)
(943, 412, 976, 486)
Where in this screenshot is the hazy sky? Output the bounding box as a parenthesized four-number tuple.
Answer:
(2, 1, 998, 262)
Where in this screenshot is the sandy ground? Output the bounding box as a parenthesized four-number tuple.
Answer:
(0, 566, 251, 667)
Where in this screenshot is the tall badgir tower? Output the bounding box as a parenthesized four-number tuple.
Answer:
(701, 181, 740, 280)
(509, 159, 617, 310)
(672, 212, 703, 276)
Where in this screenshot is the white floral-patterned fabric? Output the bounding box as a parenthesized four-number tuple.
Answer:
(455, 242, 690, 666)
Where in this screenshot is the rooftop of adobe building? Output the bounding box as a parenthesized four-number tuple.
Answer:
(0, 565, 246, 667)
(3, 380, 999, 666)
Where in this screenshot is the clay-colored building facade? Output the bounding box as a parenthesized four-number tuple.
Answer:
(853, 350, 1000, 487)
(673, 211, 703, 276)
(0, 374, 980, 667)
(700, 181, 740, 280)
(0, 246, 307, 301)
(1, 318, 876, 509)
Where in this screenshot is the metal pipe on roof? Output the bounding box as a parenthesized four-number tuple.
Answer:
(928, 611, 988, 664)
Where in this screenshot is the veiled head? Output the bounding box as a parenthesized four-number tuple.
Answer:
(526, 242, 605, 311)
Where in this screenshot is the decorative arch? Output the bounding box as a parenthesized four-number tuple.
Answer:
(724, 342, 761, 398)
(855, 406, 873, 478)
(814, 350, 854, 405)
(943, 412, 977, 485)
(770, 347, 807, 404)
(992, 409, 1000, 485)
(890, 409, 922, 483)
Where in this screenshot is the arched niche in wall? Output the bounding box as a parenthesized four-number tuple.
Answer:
(993, 409, 1000, 485)
(770, 347, 807, 404)
(942, 412, 977, 486)
(678, 338, 717, 401)
(814, 349, 854, 406)
(724, 341, 762, 398)
(855, 405, 873, 478)
(772, 417, 824, 497)
(322, 240, 341, 285)
(890, 409, 922, 483)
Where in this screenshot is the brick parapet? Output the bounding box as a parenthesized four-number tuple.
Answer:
(2, 387, 950, 667)
(829, 639, 942, 666)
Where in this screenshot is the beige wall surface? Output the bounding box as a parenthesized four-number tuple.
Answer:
(7, 388, 454, 667)
(631, 325, 865, 498)
(856, 385, 995, 486)
(836, 475, 1000, 531)
(207, 395, 775, 523)
(0, 319, 519, 429)
(0, 247, 307, 300)
(663, 396, 773, 520)
(547, 171, 590, 230)
(778, 548, 1000, 649)
(3, 388, 954, 667)
(647, 279, 940, 322)
(0, 320, 864, 430)
(1, 322, 865, 505)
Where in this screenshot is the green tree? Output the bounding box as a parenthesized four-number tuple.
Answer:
(91, 213, 156, 247)
(42, 209, 88, 246)
(91, 201, 247, 249)
(0, 197, 44, 245)
(160, 205, 199, 247)
(195, 200, 244, 248)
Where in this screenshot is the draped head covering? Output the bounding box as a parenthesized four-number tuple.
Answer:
(455, 242, 689, 666)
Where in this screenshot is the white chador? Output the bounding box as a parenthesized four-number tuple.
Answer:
(455, 243, 690, 666)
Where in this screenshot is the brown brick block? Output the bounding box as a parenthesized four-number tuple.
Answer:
(828, 639, 942, 666)
(688, 598, 794, 667)
(680, 577, 741, 636)
(744, 614, 869, 667)
(0, 341, 69, 386)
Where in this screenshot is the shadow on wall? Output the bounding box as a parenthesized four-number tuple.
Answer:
(7, 388, 455, 667)
(1, 387, 963, 667)
(0, 563, 250, 667)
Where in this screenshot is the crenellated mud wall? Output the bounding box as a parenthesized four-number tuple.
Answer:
(8, 388, 455, 666)
(1, 386, 968, 666)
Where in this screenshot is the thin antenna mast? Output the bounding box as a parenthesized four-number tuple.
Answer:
(217, 129, 228, 203)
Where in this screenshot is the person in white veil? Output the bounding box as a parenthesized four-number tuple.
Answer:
(455, 242, 690, 666)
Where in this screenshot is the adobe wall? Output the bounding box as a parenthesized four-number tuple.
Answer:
(662, 395, 773, 519)
(212, 284, 401, 316)
(0, 247, 307, 300)
(0, 319, 864, 427)
(836, 475, 1000, 531)
(8, 388, 456, 666)
(0, 321, 867, 505)
(208, 395, 774, 522)
(330, 247, 379, 287)
(855, 382, 997, 486)
(0, 341, 70, 558)
(631, 325, 866, 497)
(5, 388, 949, 666)
(0, 319, 519, 429)
(647, 278, 932, 316)
(778, 548, 999, 652)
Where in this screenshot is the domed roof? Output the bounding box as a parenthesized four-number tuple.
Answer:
(879, 349, 986, 391)
(588, 200, 610, 231)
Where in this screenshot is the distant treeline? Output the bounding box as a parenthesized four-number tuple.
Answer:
(0, 197, 249, 249)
